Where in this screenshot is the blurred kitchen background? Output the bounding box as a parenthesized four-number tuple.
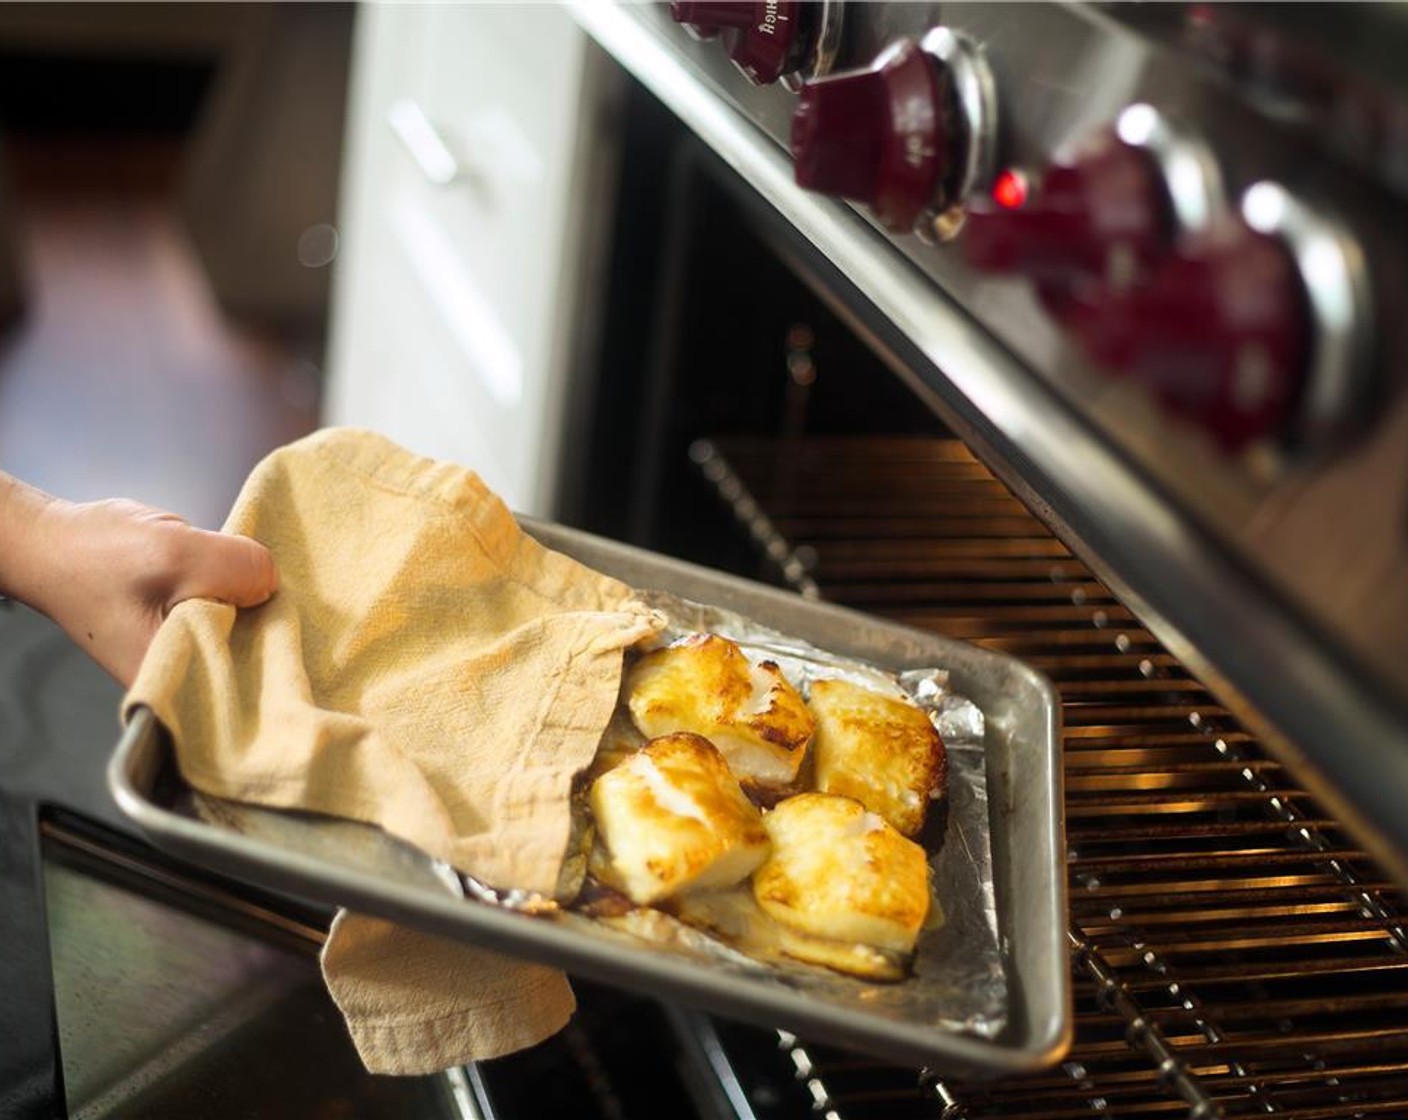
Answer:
(2, 6, 475, 1117)
(0, 3, 346, 528)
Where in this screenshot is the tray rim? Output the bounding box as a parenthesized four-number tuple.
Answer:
(108, 519, 1072, 1076)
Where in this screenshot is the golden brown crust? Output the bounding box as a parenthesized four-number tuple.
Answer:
(625, 634, 814, 793)
(807, 678, 947, 837)
(588, 732, 770, 905)
(752, 792, 930, 956)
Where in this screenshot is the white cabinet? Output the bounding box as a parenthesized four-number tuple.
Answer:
(325, 4, 617, 515)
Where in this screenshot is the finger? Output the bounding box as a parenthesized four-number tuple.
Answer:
(170, 530, 279, 610)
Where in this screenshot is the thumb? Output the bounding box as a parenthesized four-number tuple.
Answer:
(170, 530, 279, 611)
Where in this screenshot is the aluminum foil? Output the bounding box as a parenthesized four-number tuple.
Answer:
(559, 588, 1009, 1039)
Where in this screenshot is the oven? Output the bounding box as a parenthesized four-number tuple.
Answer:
(8, 2, 1408, 1118)
(548, 3, 1408, 1116)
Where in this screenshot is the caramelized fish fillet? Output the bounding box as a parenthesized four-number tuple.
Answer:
(753, 792, 931, 970)
(626, 634, 814, 794)
(589, 733, 770, 905)
(808, 678, 947, 837)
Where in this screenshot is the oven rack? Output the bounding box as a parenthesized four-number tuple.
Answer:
(684, 436, 1408, 1120)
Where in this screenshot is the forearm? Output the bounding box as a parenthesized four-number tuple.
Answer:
(0, 470, 61, 607)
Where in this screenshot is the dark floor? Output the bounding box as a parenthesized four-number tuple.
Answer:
(0, 133, 320, 528)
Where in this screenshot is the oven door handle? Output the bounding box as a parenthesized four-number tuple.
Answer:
(387, 97, 462, 187)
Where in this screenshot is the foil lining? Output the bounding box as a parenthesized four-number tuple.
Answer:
(548, 589, 1010, 1040)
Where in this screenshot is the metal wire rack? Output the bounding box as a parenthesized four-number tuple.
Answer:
(686, 435, 1408, 1120)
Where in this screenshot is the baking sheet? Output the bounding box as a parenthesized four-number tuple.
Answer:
(109, 518, 1070, 1075)
(599, 589, 1008, 1037)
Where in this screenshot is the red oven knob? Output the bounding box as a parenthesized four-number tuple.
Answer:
(1074, 226, 1308, 451)
(963, 135, 1169, 291)
(791, 30, 994, 234)
(792, 39, 946, 230)
(964, 106, 1221, 303)
(671, 0, 807, 86)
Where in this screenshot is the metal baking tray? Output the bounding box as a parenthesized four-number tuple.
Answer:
(109, 518, 1070, 1076)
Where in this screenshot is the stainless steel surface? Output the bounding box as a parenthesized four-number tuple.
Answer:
(1240, 180, 1373, 444)
(563, 0, 1408, 896)
(109, 519, 1070, 1077)
(916, 27, 996, 242)
(443, 1067, 490, 1120)
(689, 434, 1408, 1119)
(1115, 102, 1224, 238)
(665, 1007, 762, 1120)
(47, 858, 308, 1118)
(784, 0, 843, 91)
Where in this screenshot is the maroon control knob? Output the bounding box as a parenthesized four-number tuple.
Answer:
(963, 133, 1171, 294)
(671, 1, 805, 85)
(791, 39, 951, 231)
(1074, 227, 1308, 451)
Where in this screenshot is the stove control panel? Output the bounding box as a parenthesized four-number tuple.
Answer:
(961, 107, 1368, 453)
(638, 0, 1390, 472)
(775, 19, 1374, 459)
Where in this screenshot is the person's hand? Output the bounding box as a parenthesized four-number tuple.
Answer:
(12, 496, 278, 687)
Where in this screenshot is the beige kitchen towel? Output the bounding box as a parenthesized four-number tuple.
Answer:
(124, 427, 664, 1074)
(320, 912, 578, 1074)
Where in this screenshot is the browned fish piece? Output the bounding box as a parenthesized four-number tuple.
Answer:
(752, 792, 931, 973)
(808, 678, 946, 837)
(625, 633, 814, 795)
(589, 732, 770, 905)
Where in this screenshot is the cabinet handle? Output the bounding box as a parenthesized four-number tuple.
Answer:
(388, 98, 460, 186)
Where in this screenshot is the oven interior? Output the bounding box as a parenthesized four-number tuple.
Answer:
(548, 76, 1408, 1119)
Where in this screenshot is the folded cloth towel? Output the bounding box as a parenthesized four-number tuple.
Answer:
(124, 428, 664, 1074)
(321, 912, 578, 1075)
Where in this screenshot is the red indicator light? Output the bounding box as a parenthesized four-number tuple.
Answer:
(992, 168, 1029, 210)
